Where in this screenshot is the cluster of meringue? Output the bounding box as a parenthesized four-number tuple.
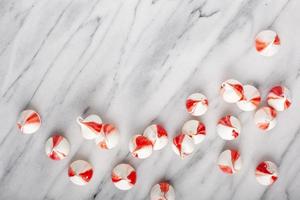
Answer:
(77, 114, 120, 150)
(66, 114, 121, 186)
(215, 30, 285, 186)
(17, 109, 70, 161)
(217, 79, 291, 186)
(129, 124, 168, 159)
(14, 29, 288, 195)
(111, 162, 176, 200)
(217, 149, 278, 186)
(220, 79, 292, 132)
(16, 111, 120, 186)
(171, 93, 208, 159)
(16, 110, 92, 185)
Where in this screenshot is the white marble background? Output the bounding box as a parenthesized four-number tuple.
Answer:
(0, 0, 300, 199)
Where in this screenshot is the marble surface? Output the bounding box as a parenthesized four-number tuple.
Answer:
(0, 0, 300, 199)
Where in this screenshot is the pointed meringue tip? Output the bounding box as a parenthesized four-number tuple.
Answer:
(76, 116, 83, 124)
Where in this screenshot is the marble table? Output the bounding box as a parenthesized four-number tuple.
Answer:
(0, 0, 300, 199)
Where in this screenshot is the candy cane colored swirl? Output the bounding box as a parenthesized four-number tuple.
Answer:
(255, 161, 278, 186)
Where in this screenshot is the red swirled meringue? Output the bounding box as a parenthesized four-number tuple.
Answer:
(236, 85, 261, 111)
(68, 160, 93, 186)
(172, 133, 195, 159)
(217, 115, 241, 140)
(182, 120, 206, 144)
(143, 124, 168, 150)
(111, 163, 136, 190)
(45, 135, 70, 160)
(254, 106, 277, 131)
(220, 79, 244, 103)
(17, 109, 41, 134)
(255, 30, 280, 57)
(218, 149, 242, 175)
(129, 135, 153, 159)
(185, 93, 208, 116)
(150, 181, 175, 200)
(76, 114, 102, 140)
(255, 161, 278, 186)
(267, 85, 292, 111)
(94, 124, 119, 150)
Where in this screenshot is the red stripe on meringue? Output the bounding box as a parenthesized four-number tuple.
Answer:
(219, 165, 233, 174)
(274, 35, 280, 45)
(255, 39, 268, 51)
(219, 115, 233, 128)
(197, 123, 206, 135)
(103, 124, 115, 135)
(98, 141, 108, 149)
(156, 125, 168, 138)
(49, 152, 58, 160)
(251, 96, 261, 106)
(79, 169, 93, 183)
(49, 150, 66, 160)
(285, 100, 291, 109)
(256, 162, 272, 175)
(232, 130, 239, 138)
(173, 134, 185, 154)
(111, 173, 122, 182)
(186, 99, 199, 112)
(258, 122, 269, 130)
(270, 86, 283, 96)
(68, 167, 76, 177)
(271, 175, 278, 182)
(81, 121, 102, 132)
(52, 135, 63, 148)
(159, 182, 170, 193)
(231, 150, 239, 163)
(269, 107, 277, 118)
(134, 136, 153, 152)
(26, 113, 40, 124)
(230, 83, 243, 97)
(127, 171, 137, 185)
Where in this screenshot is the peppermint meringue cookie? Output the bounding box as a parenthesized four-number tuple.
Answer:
(185, 93, 208, 116)
(17, 109, 41, 134)
(267, 85, 292, 111)
(68, 160, 93, 186)
(217, 115, 241, 140)
(254, 106, 277, 131)
(220, 79, 244, 103)
(76, 114, 102, 140)
(150, 182, 175, 200)
(45, 135, 70, 160)
(111, 163, 137, 190)
(143, 124, 168, 150)
(172, 133, 195, 159)
(129, 135, 153, 159)
(182, 120, 206, 144)
(255, 30, 280, 57)
(94, 124, 119, 150)
(255, 161, 278, 186)
(218, 149, 242, 175)
(236, 85, 261, 111)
